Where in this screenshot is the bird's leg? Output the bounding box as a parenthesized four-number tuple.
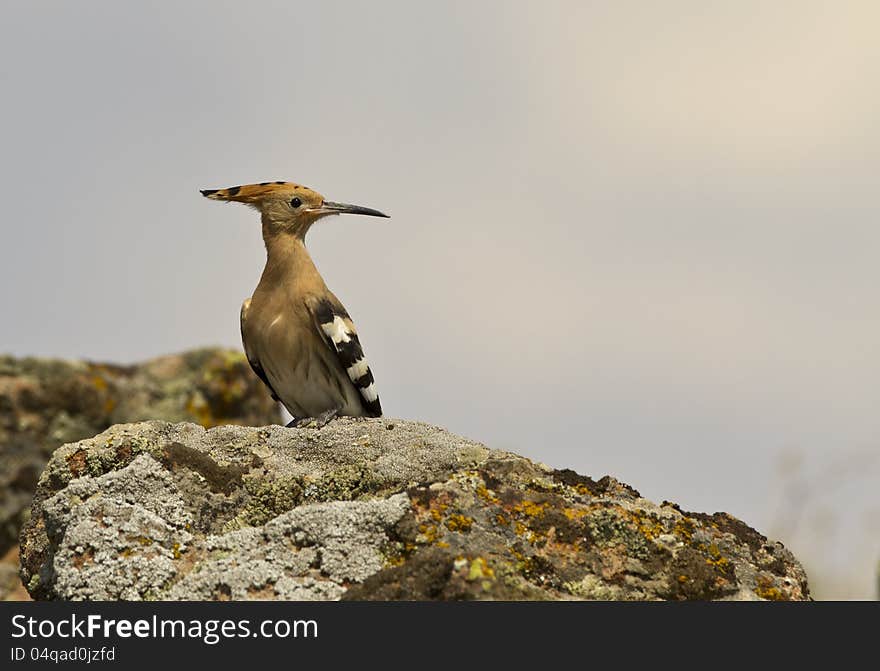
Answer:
(292, 408, 340, 429)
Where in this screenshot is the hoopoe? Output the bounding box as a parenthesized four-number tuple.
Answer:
(200, 181, 388, 427)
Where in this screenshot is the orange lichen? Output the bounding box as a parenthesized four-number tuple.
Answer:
(66, 449, 88, 477)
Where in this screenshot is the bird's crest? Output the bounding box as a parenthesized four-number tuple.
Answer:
(200, 181, 303, 203)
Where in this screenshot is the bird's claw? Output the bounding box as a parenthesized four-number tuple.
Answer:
(288, 408, 340, 429)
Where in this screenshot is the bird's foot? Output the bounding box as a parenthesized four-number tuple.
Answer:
(290, 408, 340, 429)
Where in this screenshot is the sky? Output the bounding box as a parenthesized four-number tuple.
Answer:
(1, 1, 878, 598)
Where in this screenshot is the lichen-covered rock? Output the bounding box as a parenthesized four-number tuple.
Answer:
(0, 349, 281, 559)
(20, 419, 809, 601)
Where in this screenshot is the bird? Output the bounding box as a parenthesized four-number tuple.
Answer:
(200, 181, 388, 427)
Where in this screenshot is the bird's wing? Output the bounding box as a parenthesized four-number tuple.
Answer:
(308, 296, 382, 417)
(240, 298, 280, 402)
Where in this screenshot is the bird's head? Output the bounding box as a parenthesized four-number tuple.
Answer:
(200, 181, 388, 238)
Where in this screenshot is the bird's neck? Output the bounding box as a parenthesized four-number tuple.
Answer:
(260, 228, 320, 287)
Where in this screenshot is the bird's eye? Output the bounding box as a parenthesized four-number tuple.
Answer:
(290, 197, 302, 209)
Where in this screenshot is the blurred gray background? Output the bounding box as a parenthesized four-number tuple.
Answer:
(1, 1, 877, 598)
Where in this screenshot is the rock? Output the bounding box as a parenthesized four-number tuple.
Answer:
(0, 349, 280, 559)
(0, 547, 29, 601)
(20, 419, 810, 601)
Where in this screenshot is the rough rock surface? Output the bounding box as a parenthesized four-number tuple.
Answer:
(0, 348, 280, 558)
(0, 349, 280, 600)
(20, 419, 810, 601)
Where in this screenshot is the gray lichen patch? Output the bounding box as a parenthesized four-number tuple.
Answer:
(38, 454, 194, 600)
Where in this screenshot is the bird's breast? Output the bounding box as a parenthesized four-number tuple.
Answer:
(243, 295, 362, 418)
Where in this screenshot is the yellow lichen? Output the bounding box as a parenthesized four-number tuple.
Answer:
(185, 395, 218, 428)
(673, 517, 696, 541)
(476, 484, 500, 504)
(756, 575, 786, 601)
(623, 510, 664, 540)
(756, 585, 784, 600)
(512, 500, 548, 518)
(704, 543, 731, 573)
(417, 523, 440, 544)
(562, 507, 588, 521)
(466, 557, 495, 582)
(429, 503, 447, 522)
(445, 514, 474, 533)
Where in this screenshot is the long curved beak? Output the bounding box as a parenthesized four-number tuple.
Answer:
(318, 201, 390, 218)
